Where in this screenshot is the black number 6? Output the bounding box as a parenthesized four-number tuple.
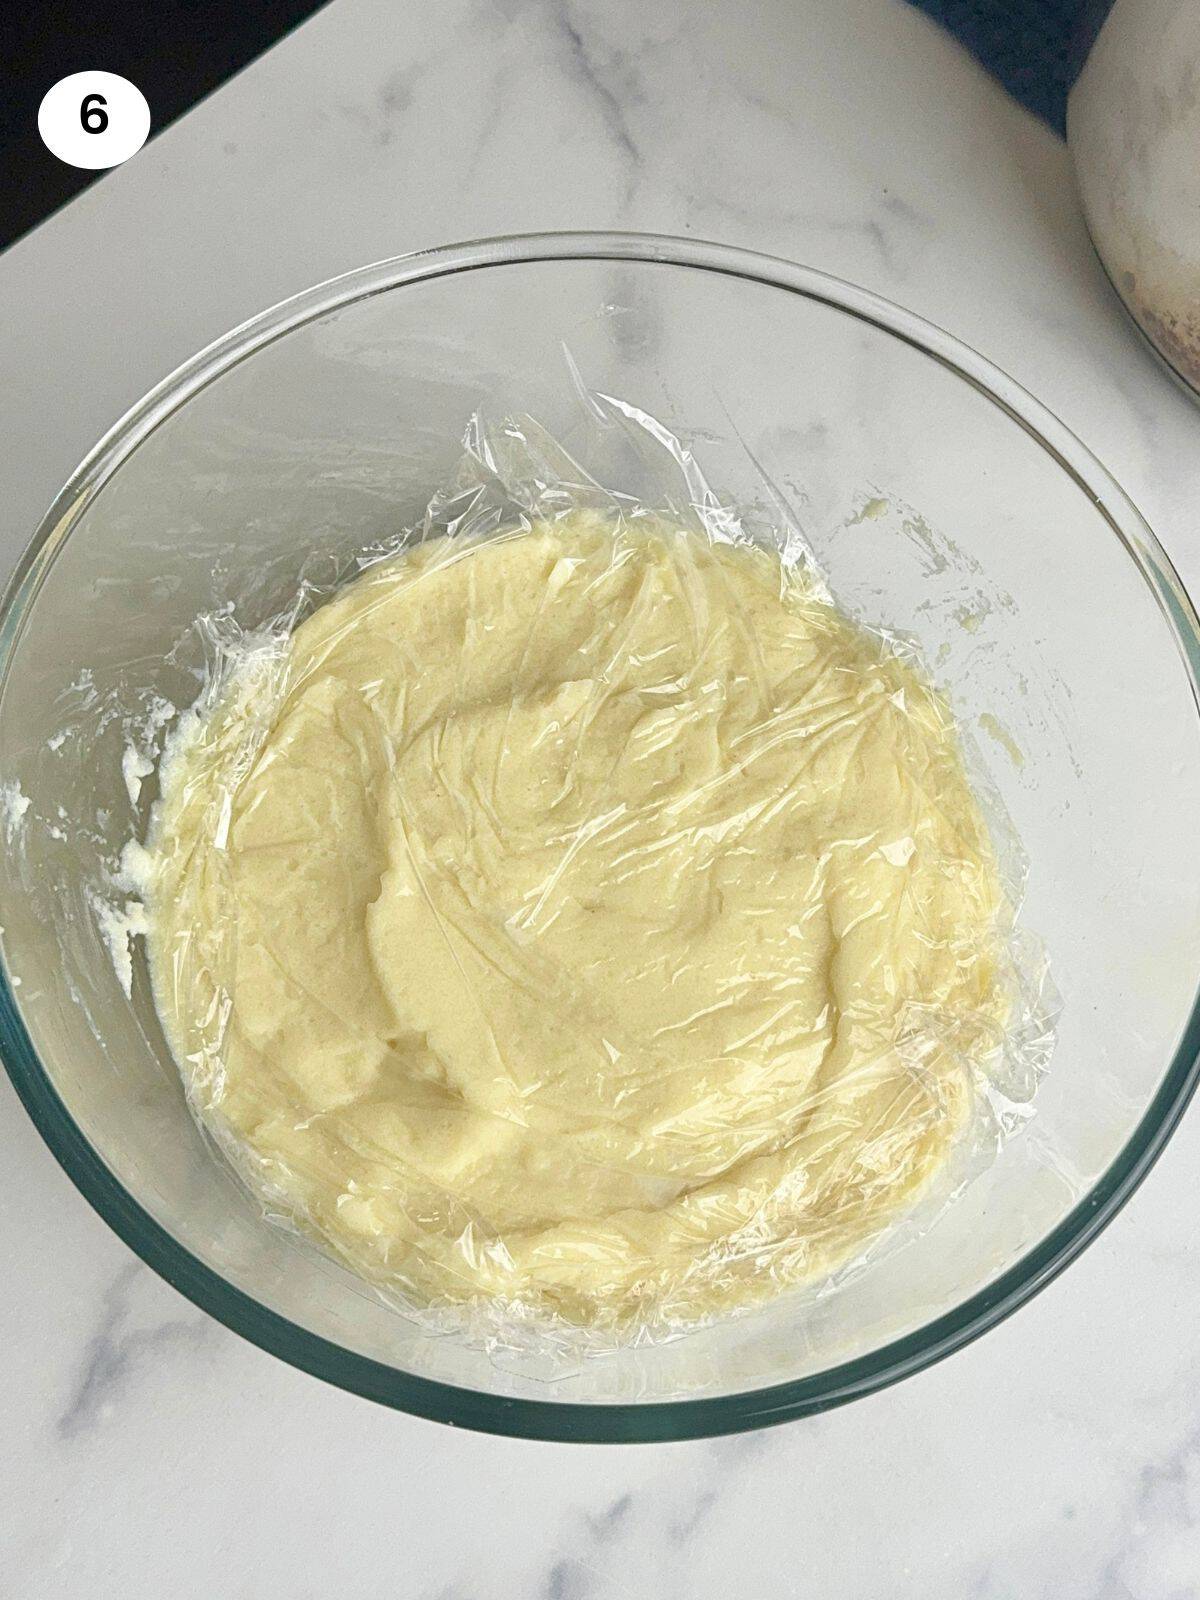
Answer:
(80, 93, 109, 134)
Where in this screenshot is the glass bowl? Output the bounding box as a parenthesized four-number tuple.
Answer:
(3, 233, 1200, 1443)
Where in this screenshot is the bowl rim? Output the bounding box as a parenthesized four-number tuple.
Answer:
(4, 229, 1200, 1444)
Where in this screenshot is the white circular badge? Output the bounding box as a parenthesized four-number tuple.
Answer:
(38, 72, 150, 170)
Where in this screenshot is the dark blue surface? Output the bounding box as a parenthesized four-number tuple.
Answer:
(905, 0, 1115, 133)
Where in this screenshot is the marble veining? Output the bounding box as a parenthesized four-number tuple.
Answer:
(2, 0, 1200, 1593)
(57, 1262, 217, 1441)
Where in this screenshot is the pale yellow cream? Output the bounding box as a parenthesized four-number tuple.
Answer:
(145, 515, 1008, 1331)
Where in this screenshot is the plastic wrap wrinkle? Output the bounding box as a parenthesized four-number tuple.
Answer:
(131, 395, 1057, 1359)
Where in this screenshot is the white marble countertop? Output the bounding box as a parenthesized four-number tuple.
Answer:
(3, 0, 1200, 1593)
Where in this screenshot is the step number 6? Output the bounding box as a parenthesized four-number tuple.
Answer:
(39, 73, 150, 170)
(81, 94, 109, 135)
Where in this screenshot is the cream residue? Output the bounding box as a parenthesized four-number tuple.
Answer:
(0, 781, 31, 841)
(979, 711, 1026, 770)
(88, 890, 149, 1000)
(848, 495, 889, 525)
(122, 746, 154, 807)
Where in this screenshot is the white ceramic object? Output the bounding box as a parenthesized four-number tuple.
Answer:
(1068, 0, 1200, 395)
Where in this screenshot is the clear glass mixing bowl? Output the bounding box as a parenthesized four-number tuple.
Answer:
(3, 234, 1200, 1443)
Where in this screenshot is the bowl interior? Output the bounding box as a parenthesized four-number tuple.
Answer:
(3, 244, 1200, 1432)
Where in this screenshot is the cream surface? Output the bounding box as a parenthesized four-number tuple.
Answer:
(145, 515, 1008, 1330)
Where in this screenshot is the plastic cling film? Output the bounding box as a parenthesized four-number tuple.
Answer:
(130, 393, 1057, 1358)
